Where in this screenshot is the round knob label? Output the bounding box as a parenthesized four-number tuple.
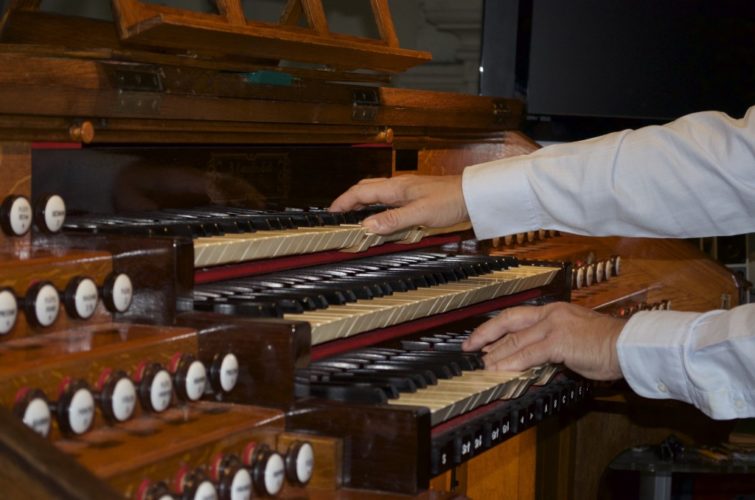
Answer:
(230, 468, 252, 500)
(68, 388, 95, 435)
(150, 369, 173, 412)
(296, 442, 315, 484)
(9, 196, 32, 236)
(219, 353, 239, 393)
(193, 480, 218, 500)
(0, 289, 18, 335)
(185, 360, 208, 401)
(42, 195, 66, 233)
(111, 274, 133, 313)
(73, 278, 99, 320)
(34, 283, 60, 327)
(22, 397, 51, 437)
(265, 453, 285, 496)
(111, 377, 137, 422)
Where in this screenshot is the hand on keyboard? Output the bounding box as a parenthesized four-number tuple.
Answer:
(462, 302, 626, 381)
(329, 175, 468, 235)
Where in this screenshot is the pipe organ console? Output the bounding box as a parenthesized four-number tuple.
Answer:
(0, 2, 743, 499)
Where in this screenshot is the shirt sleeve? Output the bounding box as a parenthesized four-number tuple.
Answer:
(616, 305, 755, 419)
(462, 106, 755, 239)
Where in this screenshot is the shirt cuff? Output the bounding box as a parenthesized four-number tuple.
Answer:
(616, 310, 697, 404)
(462, 157, 540, 240)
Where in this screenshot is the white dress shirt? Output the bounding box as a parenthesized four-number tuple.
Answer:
(462, 106, 755, 419)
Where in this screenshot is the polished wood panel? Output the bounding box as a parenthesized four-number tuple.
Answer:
(178, 313, 311, 409)
(0, 142, 31, 249)
(0, 407, 121, 500)
(110, 0, 431, 73)
(287, 400, 432, 494)
(0, 248, 113, 339)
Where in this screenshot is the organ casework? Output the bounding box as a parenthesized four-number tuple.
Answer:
(0, 2, 741, 498)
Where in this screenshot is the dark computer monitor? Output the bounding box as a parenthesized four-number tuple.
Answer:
(480, 0, 755, 141)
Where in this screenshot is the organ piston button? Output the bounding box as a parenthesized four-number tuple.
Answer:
(34, 194, 66, 233)
(251, 445, 285, 497)
(25, 281, 60, 327)
(136, 480, 175, 500)
(64, 276, 99, 320)
(0, 195, 32, 236)
(209, 352, 239, 394)
(136, 362, 173, 413)
(103, 272, 133, 313)
(284, 441, 314, 486)
(0, 288, 18, 335)
(13, 388, 52, 437)
(57, 379, 96, 436)
(212, 454, 252, 500)
(97, 369, 137, 423)
(175, 468, 217, 500)
(170, 353, 207, 402)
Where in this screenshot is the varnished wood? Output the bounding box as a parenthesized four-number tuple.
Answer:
(110, 0, 430, 73)
(0, 323, 197, 441)
(300, 0, 329, 34)
(70, 402, 284, 497)
(0, 408, 121, 500)
(0, 142, 31, 249)
(178, 313, 311, 409)
(277, 432, 343, 490)
(5, 0, 41, 10)
(0, 12, 390, 84)
(461, 429, 537, 500)
(0, 248, 113, 339)
(287, 400, 432, 494)
(370, 0, 399, 48)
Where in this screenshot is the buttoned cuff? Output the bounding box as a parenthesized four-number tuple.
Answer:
(462, 157, 540, 240)
(616, 310, 697, 403)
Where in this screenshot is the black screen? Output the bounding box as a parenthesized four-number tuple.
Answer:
(480, 0, 755, 141)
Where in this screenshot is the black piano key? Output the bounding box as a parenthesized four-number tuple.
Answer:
(371, 361, 453, 380)
(388, 355, 463, 376)
(401, 340, 433, 351)
(211, 300, 282, 318)
(291, 283, 359, 302)
(330, 372, 418, 393)
(308, 382, 388, 404)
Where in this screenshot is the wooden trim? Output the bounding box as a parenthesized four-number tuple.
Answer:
(300, 0, 329, 34)
(215, 0, 247, 25)
(371, 0, 399, 47)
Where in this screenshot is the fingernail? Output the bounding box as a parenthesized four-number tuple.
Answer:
(363, 217, 383, 233)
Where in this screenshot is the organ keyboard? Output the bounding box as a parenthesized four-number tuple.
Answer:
(65, 208, 473, 268)
(192, 251, 560, 345)
(0, 2, 743, 499)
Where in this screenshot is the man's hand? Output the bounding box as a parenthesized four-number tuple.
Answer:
(328, 175, 468, 235)
(462, 302, 626, 381)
